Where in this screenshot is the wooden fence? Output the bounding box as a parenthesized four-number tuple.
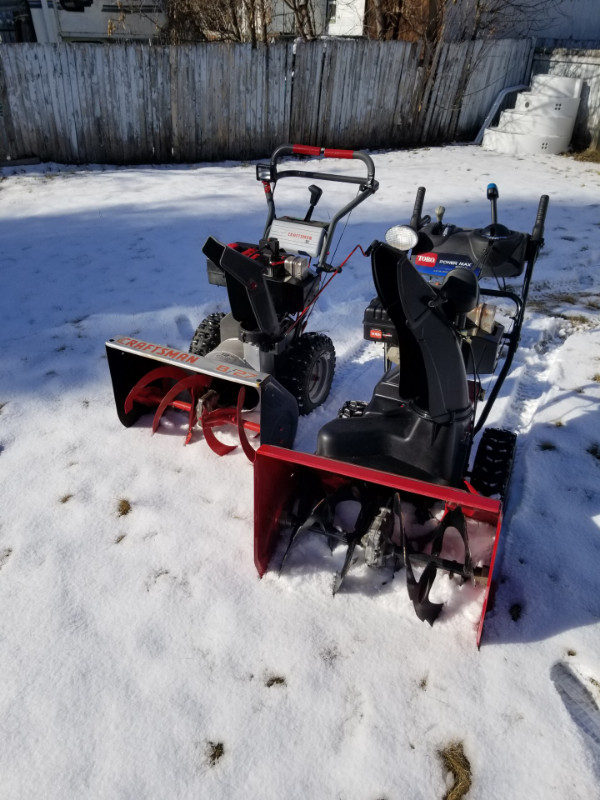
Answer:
(0, 38, 537, 164)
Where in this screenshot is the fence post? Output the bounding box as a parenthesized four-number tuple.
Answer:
(0, 57, 12, 162)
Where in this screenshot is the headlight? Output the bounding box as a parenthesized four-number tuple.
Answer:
(385, 225, 419, 252)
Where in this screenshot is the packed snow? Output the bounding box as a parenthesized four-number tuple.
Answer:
(1, 146, 600, 799)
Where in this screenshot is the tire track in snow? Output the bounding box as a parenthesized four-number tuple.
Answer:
(493, 318, 566, 436)
(551, 662, 600, 753)
(329, 339, 382, 404)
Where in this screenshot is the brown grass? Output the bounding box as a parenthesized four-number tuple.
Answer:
(206, 741, 224, 766)
(555, 293, 578, 305)
(573, 148, 600, 164)
(439, 742, 472, 800)
(265, 674, 286, 687)
(117, 498, 132, 516)
(558, 313, 590, 326)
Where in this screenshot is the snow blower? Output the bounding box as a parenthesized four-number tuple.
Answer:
(106, 145, 378, 460)
(254, 183, 548, 645)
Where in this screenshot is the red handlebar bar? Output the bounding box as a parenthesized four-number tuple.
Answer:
(322, 148, 355, 159)
(292, 144, 321, 156)
(292, 144, 355, 159)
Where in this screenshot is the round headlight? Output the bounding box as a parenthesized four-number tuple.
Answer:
(385, 225, 419, 252)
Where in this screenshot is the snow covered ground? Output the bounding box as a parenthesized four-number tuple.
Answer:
(1, 146, 600, 799)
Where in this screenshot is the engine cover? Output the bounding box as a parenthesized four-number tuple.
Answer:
(268, 219, 327, 258)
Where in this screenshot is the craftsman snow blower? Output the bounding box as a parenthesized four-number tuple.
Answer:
(254, 183, 548, 644)
(106, 145, 378, 460)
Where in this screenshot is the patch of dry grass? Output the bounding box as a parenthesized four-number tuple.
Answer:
(265, 674, 286, 687)
(206, 741, 224, 767)
(117, 498, 132, 516)
(559, 312, 590, 326)
(527, 292, 600, 319)
(439, 742, 472, 800)
(573, 148, 600, 164)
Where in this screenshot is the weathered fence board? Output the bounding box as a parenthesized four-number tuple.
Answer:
(289, 40, 325, 146)
(456, 38, 535, 136)
(0, 39, 545, 164)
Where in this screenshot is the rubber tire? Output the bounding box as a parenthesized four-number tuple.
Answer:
(189, 312, 225, 356)
(470, 428, 517, 499)
(277, 332, 336, 415)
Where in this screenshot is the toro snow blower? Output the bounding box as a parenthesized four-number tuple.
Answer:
(254, 183, 548, 645)
(106, 145, 378, 460)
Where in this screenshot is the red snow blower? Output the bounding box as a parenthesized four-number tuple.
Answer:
(254, 183, 548, 645)
(106, 145, 378, 460)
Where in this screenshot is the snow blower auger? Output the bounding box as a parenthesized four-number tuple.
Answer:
(254, 183, 548, 645)
(106, 144, 378, 460)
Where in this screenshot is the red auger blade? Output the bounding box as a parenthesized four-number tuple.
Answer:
(236, 388, 257, 463)
(151, 374, 212, 435)
(124, 366, 191, 414)
(199, 388, 258, 460)
(200, 406, 239, 457)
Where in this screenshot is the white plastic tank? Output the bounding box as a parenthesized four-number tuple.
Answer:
(482, 75, 582, 155)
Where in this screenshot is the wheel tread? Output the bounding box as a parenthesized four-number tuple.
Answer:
(277, 332, 336, 415)
(189, 312, 225, 356)
(470, 428, 517, 499)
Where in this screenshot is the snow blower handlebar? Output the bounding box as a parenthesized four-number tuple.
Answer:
(268, 143, 377, 187)
(473, 192, 549, 434)
(258, 144, 377, 195)
(257, 143, 379, 272)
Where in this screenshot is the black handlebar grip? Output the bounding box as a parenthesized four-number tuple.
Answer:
(531, 194, 549, 243)
(410, 186, 426, 230)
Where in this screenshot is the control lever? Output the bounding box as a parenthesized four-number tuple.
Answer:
(304, 184, 323, 222)
(410, 186, 426, 229)
(434, 204, 445, 235)
(487, 183, 499, 228)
